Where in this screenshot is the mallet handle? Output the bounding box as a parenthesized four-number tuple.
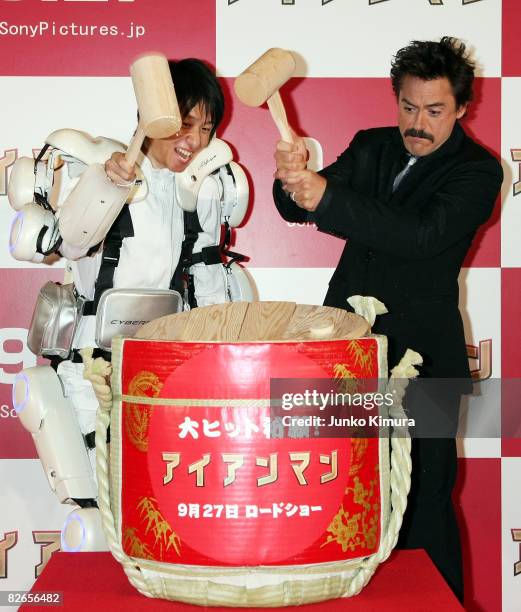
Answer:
(267, 91, 293, 143)
(124, 124, 146, 168)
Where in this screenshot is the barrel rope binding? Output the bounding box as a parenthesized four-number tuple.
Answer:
(346, 348, 420, 595)
(82, 347, 157, 599)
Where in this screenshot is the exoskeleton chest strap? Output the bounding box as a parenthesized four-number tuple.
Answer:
(82, 206, 135, 317)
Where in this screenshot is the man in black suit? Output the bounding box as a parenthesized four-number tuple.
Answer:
(272, 37, 503, 602)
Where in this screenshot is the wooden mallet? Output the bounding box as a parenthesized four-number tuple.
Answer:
(125, 52, 181, 165)
(59, 53, 181, 250)
(234, 48, 296, 143)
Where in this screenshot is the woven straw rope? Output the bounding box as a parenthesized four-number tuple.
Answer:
(85, 345, 418, 606)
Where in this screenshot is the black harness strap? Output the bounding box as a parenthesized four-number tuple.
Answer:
(172, 210, 203, 309)
(172, 176, 251, 308)
(78, 209, 134, 449)
(190, 246, 222, 266)
(34, 144, 50, 166)
(82, 206, 134, 316)
(32, 145, 64, 257)
(81, 166, 252, 316)
(220, 220, 247, 268)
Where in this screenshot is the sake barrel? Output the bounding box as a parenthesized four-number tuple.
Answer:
(94, 302, 413, 607)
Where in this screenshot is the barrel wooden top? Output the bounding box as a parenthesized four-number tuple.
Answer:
(135, 301, 370, 343)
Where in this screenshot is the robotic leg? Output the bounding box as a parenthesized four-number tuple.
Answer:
(13, 365, 108, 551)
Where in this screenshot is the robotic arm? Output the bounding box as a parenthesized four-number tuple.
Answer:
(7, 129, 148, 263)
(8, 150, 62, 263)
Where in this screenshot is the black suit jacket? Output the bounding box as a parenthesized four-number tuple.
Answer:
(274, 123, 503, 378)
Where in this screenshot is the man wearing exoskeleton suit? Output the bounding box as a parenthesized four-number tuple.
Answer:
(7, 58, 253, 550)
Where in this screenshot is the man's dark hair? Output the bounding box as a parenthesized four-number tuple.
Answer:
(169, 58, 224, 138)
(390, 36, 475, 108)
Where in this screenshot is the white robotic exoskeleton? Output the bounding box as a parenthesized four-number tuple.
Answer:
(7, 129, 149, 263)
(58, 163, 132, 250)
(61, 508, 108, 552)
(9, 202, 61, 263)
(46, 129, 127, 168)
(175, 138, 233, 212)
(46, 129, 147, 204)
(8, 150, 63, 262)
(13, 365, 107, 551)
(217, 161, 249, 228)
(12, 366, 97, 503)
(8, 156, 47, 211)
(177, 138, 255, 304)
(226, 261, 257, 302)
(52, 129, 147, 251)
(8, 130, 256, 552)
(215, 160, 255, 301)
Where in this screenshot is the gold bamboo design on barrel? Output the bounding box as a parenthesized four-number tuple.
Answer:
(136, 496, 181, 558)
(122, 526, 155, 560)
(124, 371, 163, 452)
(345, 340, 376, 374)
(320, 465, 380, 553)
(349, 439, 369, 477)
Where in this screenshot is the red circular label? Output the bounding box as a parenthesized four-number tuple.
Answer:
(147, 343, 349, 564)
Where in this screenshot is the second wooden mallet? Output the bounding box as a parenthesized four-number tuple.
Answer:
(234, 48, 296, 143)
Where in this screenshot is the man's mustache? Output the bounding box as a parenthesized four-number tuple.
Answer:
(404, 128, 434, 142)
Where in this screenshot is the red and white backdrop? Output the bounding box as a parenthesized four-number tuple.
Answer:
(0, 0, 519, 610)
